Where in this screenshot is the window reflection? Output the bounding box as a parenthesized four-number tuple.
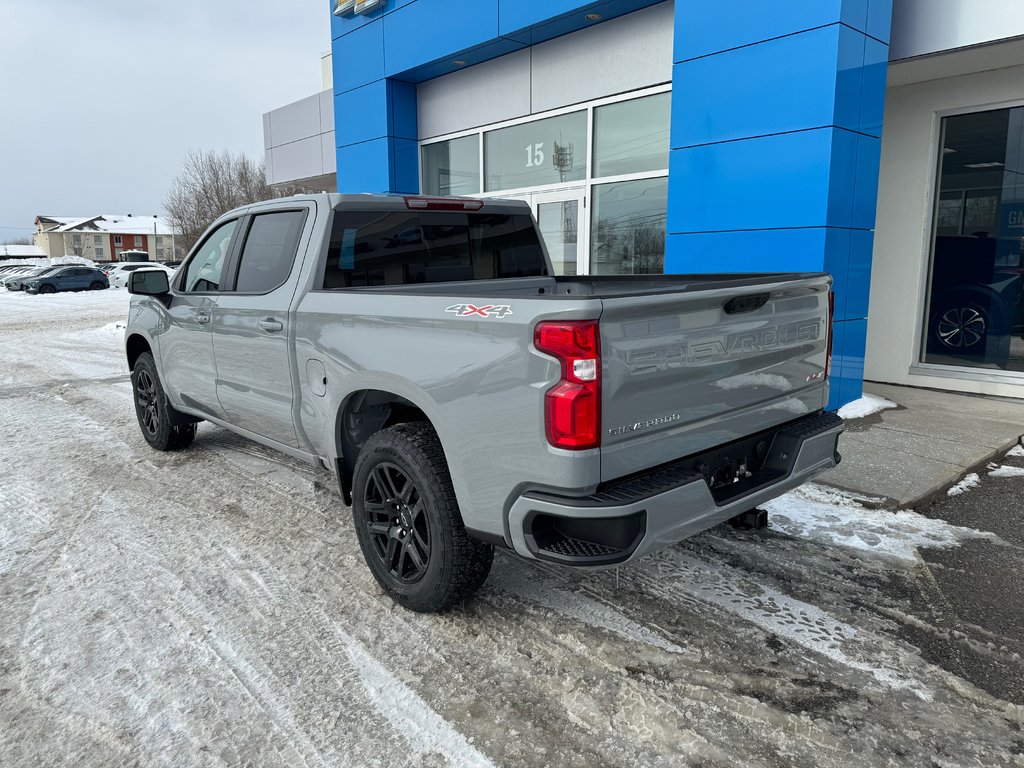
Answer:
(593, 92, 671, 177)
(591, 178, 667, 275)
(421, 135, 480, 196)
(924, 108, 1024, 372)
(484, 112, 587, 192)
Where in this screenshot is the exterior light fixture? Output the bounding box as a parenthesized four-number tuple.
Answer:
(452, 60, 467, 66)
(334, 0, 383, 16)
(585, 13, 603, 21)
(964, 161, 1005, 168)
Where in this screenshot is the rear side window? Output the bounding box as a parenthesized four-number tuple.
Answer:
(234, 211, 305, 293)
(322, 210, 547, 289)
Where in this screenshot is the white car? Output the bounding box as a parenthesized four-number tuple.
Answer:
(103, 263, 174, 289)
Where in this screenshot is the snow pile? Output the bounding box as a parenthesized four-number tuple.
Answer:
(988, 465, 1024, 478)
(837, 393, 898, 420)
(766, 484, 995, 562)
(1007, 444, 1024, 458)
(947, 473, 980, 497)
(0, 255, 93, 268)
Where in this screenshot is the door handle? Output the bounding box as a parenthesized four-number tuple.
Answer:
(259, 318, 284, 333)
(194, 310, 211, 325)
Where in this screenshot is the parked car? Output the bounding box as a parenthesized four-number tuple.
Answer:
(125, 193, 842, 612)
(104, 262, 172, 288)
(927, 234, 1024, 358)
(3, 266, 62, 291)
(24, 266, 109, 294)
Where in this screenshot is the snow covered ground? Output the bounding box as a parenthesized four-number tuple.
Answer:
(2, 290, 1022, 767)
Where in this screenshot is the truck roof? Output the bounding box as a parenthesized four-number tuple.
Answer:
(241, 192, 532, 216)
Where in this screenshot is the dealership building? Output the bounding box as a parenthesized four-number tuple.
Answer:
(264, 0, 1024, 407)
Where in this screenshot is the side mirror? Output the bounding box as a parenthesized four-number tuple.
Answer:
(128, 269, 170, 296)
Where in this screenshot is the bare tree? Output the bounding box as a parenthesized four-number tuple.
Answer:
(63, 231, 95, 260)
(1, 236, 33, 246)
(163, 149, 277, 254)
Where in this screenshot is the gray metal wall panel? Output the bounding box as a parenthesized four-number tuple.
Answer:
(531, 2, 674, 113)
(319, 89, 335, 133)
(417, 49, 532, 140)
(268, 93, 323, 147)
(415, 2, 673, 140)
(269, 136, 325, 185)
(263, 114, 272, 150)
(890, 0, 1024, 60)
(321, 132, 337, 173)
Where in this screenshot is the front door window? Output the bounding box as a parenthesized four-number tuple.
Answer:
(923, 108, 1024, 372)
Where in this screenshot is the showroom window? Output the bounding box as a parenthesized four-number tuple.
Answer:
(421, 135, 479, 196)
(591, 177, 669, 275)
(592, 92, 671, 178)
(484, 111, 588, 192)
(419, 86, 670, 277)
(923, 107, 1024, 373)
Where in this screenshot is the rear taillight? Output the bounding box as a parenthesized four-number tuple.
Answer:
(825, 290, 835, 380)
(534, 320, 600, 450)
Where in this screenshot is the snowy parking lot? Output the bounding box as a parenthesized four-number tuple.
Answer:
(2, 289, 1023, 767)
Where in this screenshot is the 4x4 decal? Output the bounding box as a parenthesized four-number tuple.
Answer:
(445, 304, 514, 319)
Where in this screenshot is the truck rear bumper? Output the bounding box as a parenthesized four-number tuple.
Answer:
(506, 411, 844, 566)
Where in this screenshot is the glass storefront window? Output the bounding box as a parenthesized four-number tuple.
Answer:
(593, 92, 671, 177)
(421, 135, 480, 196)
(590, 177, 668, 275)
(923, 108, 1024, 372)
(484, 111, 587, 192)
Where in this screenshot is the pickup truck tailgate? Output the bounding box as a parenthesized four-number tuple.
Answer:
(599, 276, 831, 482)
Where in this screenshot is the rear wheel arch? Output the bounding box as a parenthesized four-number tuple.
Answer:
(335, 389, 432, 505)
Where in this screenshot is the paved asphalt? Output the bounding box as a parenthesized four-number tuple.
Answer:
(905, 446, 1024, 708)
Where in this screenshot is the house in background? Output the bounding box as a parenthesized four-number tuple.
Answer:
(33, 214, 176, 262)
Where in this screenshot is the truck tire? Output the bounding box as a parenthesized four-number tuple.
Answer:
(131, 352, 196, 451)
(352, 422, 493, 612)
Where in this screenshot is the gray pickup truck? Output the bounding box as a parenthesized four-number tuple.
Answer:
(125, 193, 843, 612)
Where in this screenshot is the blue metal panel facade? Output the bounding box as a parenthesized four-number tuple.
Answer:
(329, 0, 893, 409)
(665, 0, 892, 408)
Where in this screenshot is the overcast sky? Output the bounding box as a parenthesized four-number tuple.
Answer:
(0, 0, 329, 241)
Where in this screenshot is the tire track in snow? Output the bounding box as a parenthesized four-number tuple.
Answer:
(487, 562, 687, 655)
(634, 549, 934, 701)
(343, 637, 496, 768)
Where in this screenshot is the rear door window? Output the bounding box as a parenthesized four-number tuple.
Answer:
(232, 211, 306, 293)
(322, 210, 547, 289)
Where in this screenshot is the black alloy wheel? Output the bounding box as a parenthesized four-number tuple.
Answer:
(131, 352, 196, 451)
(90, 281, 105, 290)
(351, 422, 494, 612)
(38, 284, 56, 294)
(936, 305, 987, 350)
(361, 462, 431, 584)
(135, 368, 161, 439)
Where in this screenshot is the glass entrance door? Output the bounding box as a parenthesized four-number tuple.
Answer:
(531, 189, 587, 276)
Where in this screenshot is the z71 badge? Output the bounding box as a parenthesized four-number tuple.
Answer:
(445, 304, 514, 319)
